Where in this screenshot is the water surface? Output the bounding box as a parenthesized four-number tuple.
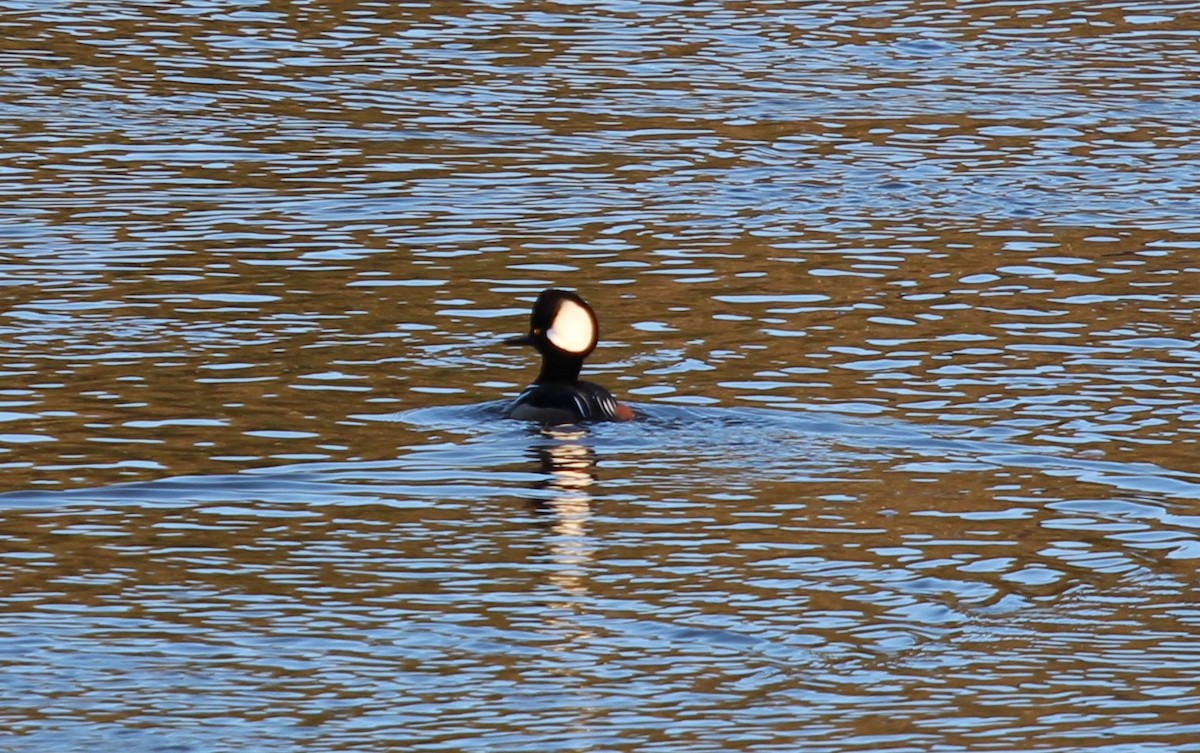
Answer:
(2, 1, 1200, 751)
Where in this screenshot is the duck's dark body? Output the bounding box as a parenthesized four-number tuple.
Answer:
(504, 380, 623, 424)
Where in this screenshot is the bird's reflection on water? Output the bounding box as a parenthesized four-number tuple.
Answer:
(527, 426, 599, 599)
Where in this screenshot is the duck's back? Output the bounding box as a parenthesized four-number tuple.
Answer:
(505, 380, 625, 424)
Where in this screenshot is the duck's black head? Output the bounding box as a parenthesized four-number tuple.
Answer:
(505, 289, 599, 384)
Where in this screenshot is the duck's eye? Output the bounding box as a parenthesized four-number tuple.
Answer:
(533, 328, 543, 335)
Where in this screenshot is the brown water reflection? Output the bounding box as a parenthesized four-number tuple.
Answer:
(3, 0, 1200, 751)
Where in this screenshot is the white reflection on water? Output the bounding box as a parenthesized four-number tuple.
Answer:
(535, 426, 599, 598)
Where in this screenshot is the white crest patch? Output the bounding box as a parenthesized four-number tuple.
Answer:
(546, 299, 595, 354)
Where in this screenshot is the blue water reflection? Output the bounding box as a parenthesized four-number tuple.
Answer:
(3, 403, 1200, 749)
(4, 0, 1200, 749)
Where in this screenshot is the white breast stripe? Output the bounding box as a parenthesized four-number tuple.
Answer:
(602, 396, 616, 418)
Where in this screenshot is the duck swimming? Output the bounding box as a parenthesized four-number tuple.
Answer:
(503, 288, 635, 424)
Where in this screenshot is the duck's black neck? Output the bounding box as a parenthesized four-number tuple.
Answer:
(535, 352, 583, 384)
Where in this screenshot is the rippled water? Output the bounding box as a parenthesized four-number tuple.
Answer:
(3, 1, 1200, 750)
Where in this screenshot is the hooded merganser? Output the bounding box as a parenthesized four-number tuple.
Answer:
(503, 288, 635, 425)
